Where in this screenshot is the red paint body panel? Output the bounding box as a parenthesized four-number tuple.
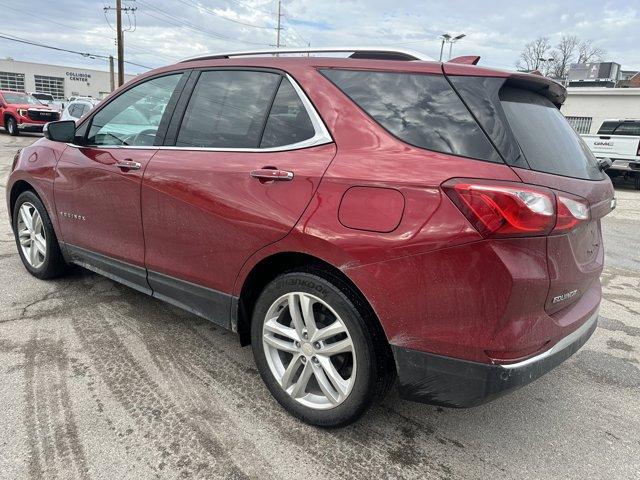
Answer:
(338, 187, 405, 233)
(141, 144, 336, 293)
(54, 146, 156, 266)
(5, 137, 65, 237)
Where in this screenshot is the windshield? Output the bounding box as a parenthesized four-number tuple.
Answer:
(2, 92, 41, 105)
(500, 87, 604, 180)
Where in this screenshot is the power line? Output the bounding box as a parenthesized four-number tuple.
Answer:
(0, 32, 152, 69)
(0, 1, 180, 62)
(136, 0, 271, 46)
(176, 0, 274, 30)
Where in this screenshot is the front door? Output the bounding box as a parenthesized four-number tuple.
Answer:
(141, 69, 335, 325)
(55, 73, 185, 292)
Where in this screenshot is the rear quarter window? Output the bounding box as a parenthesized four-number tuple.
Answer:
(500, 87, 604, 180)
(320, 69, 502, 163)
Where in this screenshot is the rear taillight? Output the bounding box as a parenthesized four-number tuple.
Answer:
(554, 195, 589, 233)
(443, 179, 589, 238)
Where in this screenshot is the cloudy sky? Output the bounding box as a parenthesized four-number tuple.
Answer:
(0, 0, 638, 75)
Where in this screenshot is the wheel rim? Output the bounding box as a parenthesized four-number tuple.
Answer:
(17, 202, 47, 269)
(262, 292, 357, 410)
(8, 120, 15, 134)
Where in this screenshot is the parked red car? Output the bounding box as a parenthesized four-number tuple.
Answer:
(0, 90, 60, 135)
(6, 48, 614, 426)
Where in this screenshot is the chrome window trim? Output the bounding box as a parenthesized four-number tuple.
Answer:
(69, 73, 333, 153)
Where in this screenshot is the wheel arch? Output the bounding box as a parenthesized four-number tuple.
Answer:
(234, 251, 390, 354)
(9, 180, 40, 227)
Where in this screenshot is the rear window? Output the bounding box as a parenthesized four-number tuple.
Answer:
(499, 87, 604, 180)
(613, 122, 640, 136)
(321, 69, 502, 163)
(597, 121, 619, 135)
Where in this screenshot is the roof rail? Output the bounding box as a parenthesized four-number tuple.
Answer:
(180, 46, 433, 63)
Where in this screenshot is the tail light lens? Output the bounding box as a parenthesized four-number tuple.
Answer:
(443, 179, 589, 238)
(554, 195, 589, 233)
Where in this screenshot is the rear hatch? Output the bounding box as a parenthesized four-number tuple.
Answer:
(446, 67, 615, 315)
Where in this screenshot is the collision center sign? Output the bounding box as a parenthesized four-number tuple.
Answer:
(66, 72, 91, 82)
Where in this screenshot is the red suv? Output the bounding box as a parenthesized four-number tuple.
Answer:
(1, 90, 60, 135)
(6, 48, 614, 426)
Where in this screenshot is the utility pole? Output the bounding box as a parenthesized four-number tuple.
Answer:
(116, 0, 124, 86)
(109, 55, 115, 92)
(104, 1, 137, 87)
(276, 0, 282, 49)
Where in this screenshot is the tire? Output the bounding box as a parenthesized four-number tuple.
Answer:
(13, 190, 68, 279)
(634, 175, 640, 191)
(6, 116, 19, 136)
(251, 270, 393, 427)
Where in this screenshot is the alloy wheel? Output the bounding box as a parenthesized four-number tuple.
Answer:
(262, 292, 356, 410)
(17, 202, 47, 269)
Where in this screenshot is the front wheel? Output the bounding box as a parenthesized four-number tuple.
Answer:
(6, 116, 19, 136)
(251, 271, 392, 427)
(13, 191, 68, 279)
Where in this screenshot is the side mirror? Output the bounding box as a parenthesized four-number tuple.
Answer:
(43, 120, 76, 143)
(597, 157, 613, 171)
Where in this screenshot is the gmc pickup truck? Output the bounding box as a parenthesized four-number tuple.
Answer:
(0, 90, 60, 135)
(582, 119, 640, 189)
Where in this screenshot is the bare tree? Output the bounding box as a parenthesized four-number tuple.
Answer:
(577, 39, 606, 64)
(516, 36, 551, 71)
(549, 35, 579, 79)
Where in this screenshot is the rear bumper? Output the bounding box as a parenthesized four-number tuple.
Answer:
(393, 309, 598, 407)
(602, 158, 640, 173)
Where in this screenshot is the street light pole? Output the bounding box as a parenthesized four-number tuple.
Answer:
(438, 33, 451, 62)
(448, 33, 466, 60)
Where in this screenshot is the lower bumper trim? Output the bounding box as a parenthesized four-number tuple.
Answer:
(392, 311, 598, 408)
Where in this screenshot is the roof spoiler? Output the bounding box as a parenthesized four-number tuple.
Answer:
(443, 63, 567, 107)
(448, 55, 481, 65)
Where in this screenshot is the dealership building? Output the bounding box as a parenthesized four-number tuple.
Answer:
(0, 58, 136, 100)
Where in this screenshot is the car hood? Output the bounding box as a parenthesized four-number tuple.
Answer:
(12, 103, 55, 110)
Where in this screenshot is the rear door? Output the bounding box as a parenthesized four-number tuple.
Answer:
(141, 68, 335, 326)
(54, 72, 186, 292)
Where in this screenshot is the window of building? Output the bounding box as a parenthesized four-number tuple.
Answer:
(0, 71, 25, 92)
(34, 75, 65, 99)
(565, 116, 593, 134)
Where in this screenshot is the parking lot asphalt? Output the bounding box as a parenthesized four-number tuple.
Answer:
(0, 133, 638, 480)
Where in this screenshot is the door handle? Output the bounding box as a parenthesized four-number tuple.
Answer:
(116, 159, 141, 171)
(250, 168, 294, 182)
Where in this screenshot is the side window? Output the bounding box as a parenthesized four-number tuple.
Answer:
(321, 69, 502, 163)
(87, 73, 182, 146)
(260, 78, 315, 148)
(176, 70, 280, 148)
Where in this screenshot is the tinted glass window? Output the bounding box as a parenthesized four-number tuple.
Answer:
(68, 104, 79, 118)
(500, 87, 604, 180)
(176, 70, 280, 148)
(87, 74, 182, 146)
(613, 122, 640, 136)
(448, 76, 526, 167)
(321, 69, 501, 163)
(597, 121, 618, 135)
(260, 78, 315, 148)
